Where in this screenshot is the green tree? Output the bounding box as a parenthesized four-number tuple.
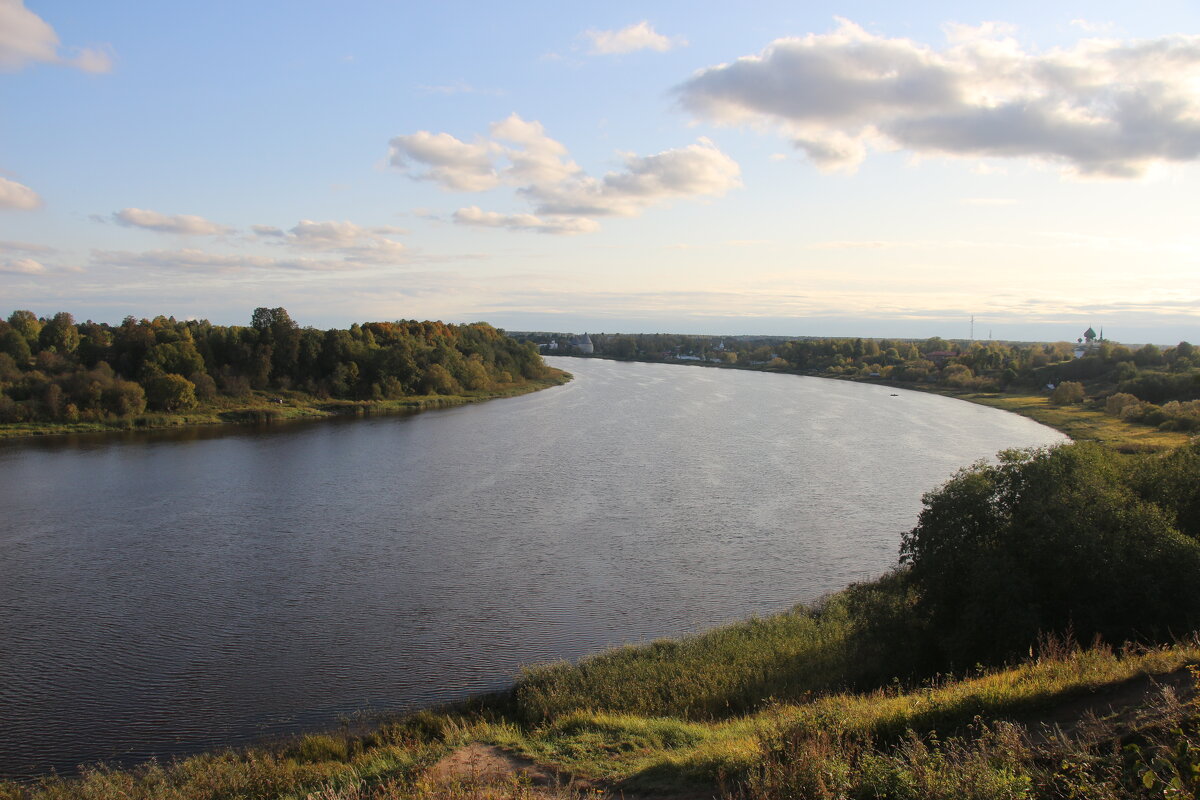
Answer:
(145, 373, 198, 411)
(421, 363, 460, 395)
(0, 327, 31, 362)
(146, 341, 207, 378)
(38, 312, 80, 354)
(7, 310, 41, 350)
(1134, 343, 1164, 367)
(103, 379, 146, 416)
(1050, 380, 1085, 405)
(900, 444, 1200, 665)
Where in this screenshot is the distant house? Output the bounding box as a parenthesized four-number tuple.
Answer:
(926, 350, 959, 366)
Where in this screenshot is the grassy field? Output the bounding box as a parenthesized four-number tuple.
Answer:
(935, 389, 1192, 452)
(0, 370, 571, 440)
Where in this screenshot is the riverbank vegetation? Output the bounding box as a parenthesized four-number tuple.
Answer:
(522, 330, 1200, 451)
(6, 440, 1200, 798)
(0, 309, 567, 438)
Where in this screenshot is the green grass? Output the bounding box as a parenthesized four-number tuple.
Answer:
(513, 599, 857, 723)
(950, 391, 1192, 452)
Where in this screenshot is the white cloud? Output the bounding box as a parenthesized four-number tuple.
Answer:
(90, 215, 411, 276)
(0, 257, 46, 275)
(388, 131, 500, 191)
(0, 0, 112, 73)
(0, 239, 54, 254)
(391, 115, 740, 230)
(0, 240, 61, 275)
(281, 219, 408, 263)
(584, 21, 685, 55)
(113, 207, 231, 235)
(91, 248, 356, 273)
(528, 138, 741, 216)
(1070, 19, 1116, 34)
(453, 206, 600, 235)
(676, 18, 1200, 177)
(490, 113, 583, 185)
(0, 176, 41, 209)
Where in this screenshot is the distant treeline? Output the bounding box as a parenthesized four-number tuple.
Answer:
(0, 308, 551, 424)
(527, 331, 1200, 431)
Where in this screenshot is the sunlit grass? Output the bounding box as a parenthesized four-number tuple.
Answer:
(955, 391, 1190, 452)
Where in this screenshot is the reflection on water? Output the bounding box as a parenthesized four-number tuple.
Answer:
(0, 358, 1066, 777)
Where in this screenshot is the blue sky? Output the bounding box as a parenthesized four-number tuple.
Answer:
(2, 1, 1199, 343)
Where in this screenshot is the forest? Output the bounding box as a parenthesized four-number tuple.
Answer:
(0, 308, 555, 425)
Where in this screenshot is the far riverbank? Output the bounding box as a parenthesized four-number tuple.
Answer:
(0, 369, 571, 440)
(555, 354, 1190, 451)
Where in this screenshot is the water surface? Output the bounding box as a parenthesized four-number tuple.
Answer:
(0, 358, 1066, 777)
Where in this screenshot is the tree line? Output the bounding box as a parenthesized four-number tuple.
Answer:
(0, 308, 552, 424)
(526, 330, 1200, 433)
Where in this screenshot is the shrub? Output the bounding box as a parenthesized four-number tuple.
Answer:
(1105, 392, 1141, 416)
(1050, 381, 1085, 405)
(145, 373, 198, 412)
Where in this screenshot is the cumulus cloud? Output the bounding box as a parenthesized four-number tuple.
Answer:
(114, 207, 231, 236)
(0, 176, 41, 209)
(490, 114, 583, 185)
(0, 257, 46, 275)
(390, 114, 740, 232)
(453, 206, 600, 235)
(0, 0, 112, 73)
(279, 219, 408, 264)
(251, 224, 285, 237)
(388, 131, 500, 191)
(526, 138, 741, 216)
(584, 21, 685, 55)
(676, 18, 1200, 177)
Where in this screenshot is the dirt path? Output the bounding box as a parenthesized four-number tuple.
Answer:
(425, 743, 716, 800)
(1025, 666, 1197, 744)
(424, 667, 1198, 798)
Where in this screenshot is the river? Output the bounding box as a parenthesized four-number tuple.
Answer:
(0, 357, 1067, 777)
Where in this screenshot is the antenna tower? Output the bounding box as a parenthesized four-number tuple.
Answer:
(970, 315, 975, 342)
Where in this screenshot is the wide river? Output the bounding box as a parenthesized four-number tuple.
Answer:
(0, 357, 1066, 778)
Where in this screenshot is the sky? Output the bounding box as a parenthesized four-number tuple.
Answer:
(2, 1, 1199, 343)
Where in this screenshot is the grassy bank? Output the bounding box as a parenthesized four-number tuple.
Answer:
(4, 605, 1197, 799)
(0, 369, 571, 440)
(882, 384, 1192, 453)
